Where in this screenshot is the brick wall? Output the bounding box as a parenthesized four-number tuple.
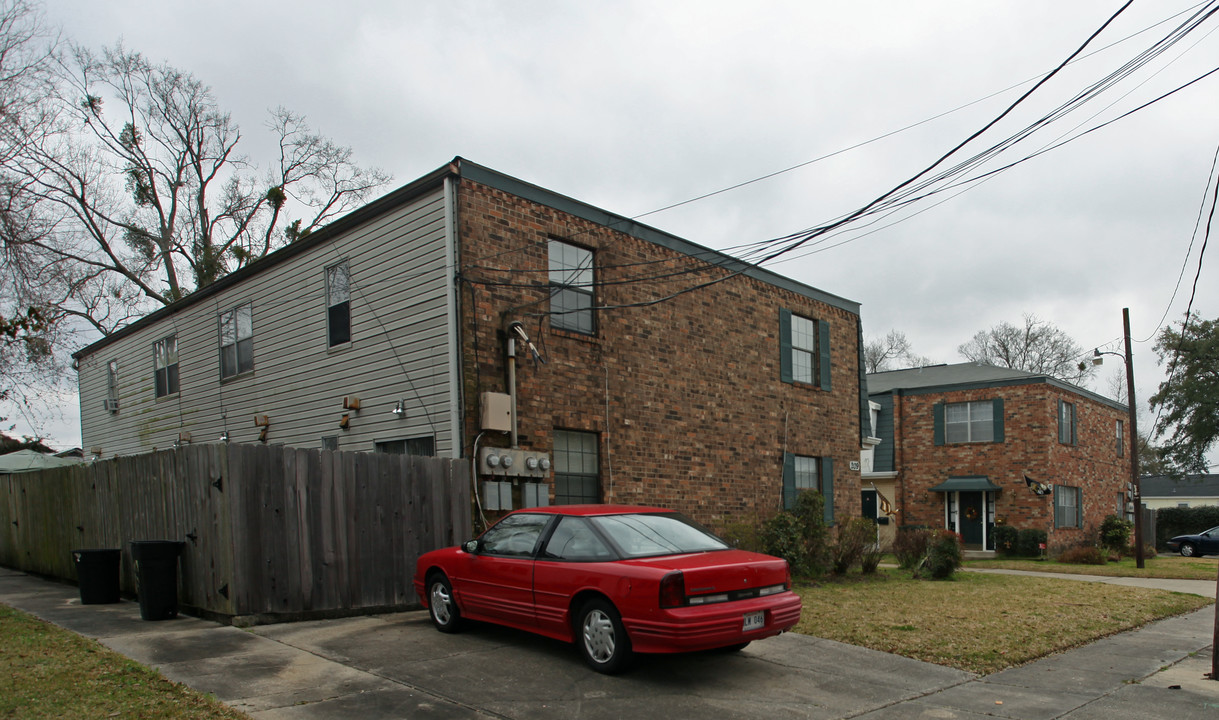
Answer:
(891, 382, 1130, 550)
(455, 179, 864, 528)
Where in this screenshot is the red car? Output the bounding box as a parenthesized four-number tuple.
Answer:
(413, 505, 803, 673)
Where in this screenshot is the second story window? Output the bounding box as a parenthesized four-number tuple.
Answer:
(153, 335, 179, 398)
(219, 303, 254, 379)
(326, 262, 351, 347)
(946, 401, 993, 443)
(779, 310, 831, 390)
(1058, 400, 1076, 445)
(106, 360, 120, 411)
(548, 239, 594, 334)
(934, 398, 1004, 446)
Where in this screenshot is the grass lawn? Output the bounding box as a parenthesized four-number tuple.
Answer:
(967, 554, 1219, 581)
(0, 604, 249, 719)
(793, 568, 1214, 675)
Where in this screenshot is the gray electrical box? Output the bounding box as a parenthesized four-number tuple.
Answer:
(522, 483, 550, 508)
(482, 481, 513, 511)
(480, 392, 512, 432)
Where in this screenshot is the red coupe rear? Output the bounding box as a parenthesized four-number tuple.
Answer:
(413, 505, 803, 673)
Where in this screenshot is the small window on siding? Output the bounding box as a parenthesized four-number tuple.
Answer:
(548, 239, 594, 334)
(321, 436, 338, 451)
(219, 303, 254, 379)
(326, 262, 351, 347)
(375, 437, 435, 456)
(153, 335, 179, 398)
(106, 360, 120, 412)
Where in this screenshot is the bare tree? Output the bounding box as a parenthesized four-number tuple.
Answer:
(864, 329, 933, 373)
(0, 6, 390, 437)
(5, 41, 391, 336)
(958, 314, 1095, 385)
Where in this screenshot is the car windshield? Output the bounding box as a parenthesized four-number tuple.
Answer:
(589, 512, 728, 558)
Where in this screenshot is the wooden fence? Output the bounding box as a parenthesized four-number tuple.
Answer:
(0, 444, 471, 622)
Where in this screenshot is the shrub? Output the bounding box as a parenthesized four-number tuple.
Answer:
(1098, 515, 1132, 555)
(860, 537, 884, 575)
(758, 490, 832, 577)
(893, 526, 930, 570)
(831, 518, 875, 575)
(1058, 545, 1107, 565)
(721, 516, 763, 552)
(1017, 528, 1047, 558)
(993, 525, 1019, 557)
(760, 512, 809, 575)
(917, 530, 963, 580)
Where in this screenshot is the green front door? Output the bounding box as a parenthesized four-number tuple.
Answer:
(959, 492, 985, 549)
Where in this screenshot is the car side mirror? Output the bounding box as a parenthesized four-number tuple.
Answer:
(462, 539, 480, 554)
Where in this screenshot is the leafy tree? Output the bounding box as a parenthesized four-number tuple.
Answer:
(863, 329, 933, 373)
(958, 313, 1095, 385)
(1148, 314, 1219, 473)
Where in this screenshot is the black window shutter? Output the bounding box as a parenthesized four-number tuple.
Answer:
(822, 457, 835, 526)
(819, 320, 832, 391)
(779, 309, 793, 384)
(782, 452, 795, 510)
(992, 398, 1005, 443)
(933, 402, 945, 446)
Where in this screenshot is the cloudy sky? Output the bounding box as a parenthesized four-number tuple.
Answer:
(17, 1, 1219, 452)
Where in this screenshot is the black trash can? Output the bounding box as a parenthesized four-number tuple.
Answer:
(130, 540, 185, 620)
(72, 548, 121, 604)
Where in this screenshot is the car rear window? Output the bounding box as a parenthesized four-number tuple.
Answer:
(589, 513, 727, 558)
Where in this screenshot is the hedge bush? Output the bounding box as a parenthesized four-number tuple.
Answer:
(993, 525, 1019, 556)
(917, 529, 963, 579)
(1098, 514, 1132, 555)
(893, 526, 930, 569)
(1155, 505, 1219, 549)
(1058, 545, 1107, 565)
(1017, 528, 1047, 557)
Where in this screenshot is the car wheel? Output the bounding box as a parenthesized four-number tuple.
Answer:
(577, 598, 632, 674)
(1179, 542, 1197, 558)
(427, 573, 462, 633)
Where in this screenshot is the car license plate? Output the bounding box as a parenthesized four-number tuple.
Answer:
(743, 611, 765, 631)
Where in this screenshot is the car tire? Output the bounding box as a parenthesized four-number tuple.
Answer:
(577, 598, 632, 674)
(1179, 542, 1197, 558)
(427, 573, 463, 633)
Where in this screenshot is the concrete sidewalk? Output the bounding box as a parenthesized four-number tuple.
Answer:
(2, 566, 1216, 719)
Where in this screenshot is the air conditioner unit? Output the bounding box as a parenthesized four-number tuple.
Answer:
(102, 398, 119, 413)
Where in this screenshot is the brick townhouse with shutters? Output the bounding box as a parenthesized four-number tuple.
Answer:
(863, 363, 1131, 553)
(74, 157, 871, 531)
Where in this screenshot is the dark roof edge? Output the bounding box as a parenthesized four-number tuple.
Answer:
(456, 158, 861, 316)
(77, 156, 862, 359)
(869, 375, 1128, 413)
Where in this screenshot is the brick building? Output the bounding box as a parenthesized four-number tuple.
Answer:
(866, 363, 1131, 552)
(74, 158, 870, 530)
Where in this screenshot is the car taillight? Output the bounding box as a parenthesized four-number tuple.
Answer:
(659, 571, 685, 608)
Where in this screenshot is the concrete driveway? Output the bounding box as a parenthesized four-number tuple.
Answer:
(2, 566, 1216, 719)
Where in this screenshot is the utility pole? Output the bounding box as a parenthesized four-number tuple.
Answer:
(1123, 308, 1143, 570)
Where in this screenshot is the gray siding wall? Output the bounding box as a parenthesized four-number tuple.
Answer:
(872, 394, 895, 472)
(78, 186, 458, 458)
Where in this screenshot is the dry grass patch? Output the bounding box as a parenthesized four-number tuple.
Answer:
(793, 570, 1213, 675)
(0, 604, 249, 719)
(968, 555, 1219, 580)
